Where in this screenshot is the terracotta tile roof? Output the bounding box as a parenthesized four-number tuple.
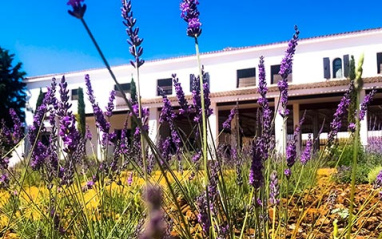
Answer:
(141, 76, 382, 105)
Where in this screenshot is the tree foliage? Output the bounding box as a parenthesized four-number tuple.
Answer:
(0, 47, 26, 128)
(35, 88, 45, 111)
(77, 87, 86, 137)
(130, 75, 137, 104)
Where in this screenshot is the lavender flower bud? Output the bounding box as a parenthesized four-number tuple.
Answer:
(105, 90, 116, 118)
(348, 123, 356, 132)
(122, 0, 145, 68)
(359, 88, 376, 121)
(284, 168, 291, 179)
(9, 108, 23, 144)
(173, 74, 189, 115)
(300, 134, 312, 165)
(192, 150, 202, 162)
(0, 174, 10, 189)
(196, 193, 210, 235)
(278, 26, 299, 118)
(249, 138, 264, 188)
(222, 107, 237, 130)
(140, 186, 166, 239)
(327, 82, 354, 149)
(180, 0, 202, 37)
(159, 95, 175, 124)
(67, 0, 86, 19)
(374, 170, 382, 189)
(127, 172, 133, 186)
(269, 171, 280, 206)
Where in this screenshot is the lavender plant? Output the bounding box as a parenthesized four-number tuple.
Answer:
(1, 1, 382, 239)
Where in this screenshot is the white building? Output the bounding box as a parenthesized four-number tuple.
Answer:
(24, 27, 382, 158)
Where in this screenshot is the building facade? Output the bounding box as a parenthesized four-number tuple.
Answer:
(24, 27, 382, 158)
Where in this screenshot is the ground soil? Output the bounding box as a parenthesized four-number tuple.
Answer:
(171, 169, 382, 239)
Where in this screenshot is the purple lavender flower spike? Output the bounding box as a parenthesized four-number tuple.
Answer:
(85, 74, 114, 147)
(284, 168, 292, 179)
(58, 76, 81, 154)
(0, 174, 10, 189)
(9, 108, 23, 144)
(160, 137, 172, 163)
(359, 88, 376, 121)
(31, 142, 48, 171)
(348, 123, 356, 132)
(67, 0, 86, 19)
(180, 0, 202, 37)
(122, 0, 145, 68)
(140, 186, 166, 239)
(105, 90, 116, 118)
(300, 134, 313, 165)
(257, 56, 272, 158)
(192, 150, 202, 162)
(196, 193, 211, 236)
(327, 82, 354, 149)
(173, 74, 189, 115)
(190, 69, 213, 123)
(127, 172, 133, 186)
(60, 115, 81, 154)
(374, 170, 382, 189)
(286, 111, 306, 168)
(159, 94, 175, 124)
(278, 26, 300, 118)
(269, 171, 280, 206)
(222, 107, 237, 130)
(249, 138, 264, 188)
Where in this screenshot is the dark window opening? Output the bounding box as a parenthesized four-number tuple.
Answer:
(71, 89, 78, 101)
(271, 65, 282, 84)
(157, 78, 173, 96)
(237, 68, 256, 88)
(114, 83, 131, 97)
(333, 58, 343, 78)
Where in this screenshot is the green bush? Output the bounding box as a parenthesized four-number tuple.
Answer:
(367, 165, 382, 184)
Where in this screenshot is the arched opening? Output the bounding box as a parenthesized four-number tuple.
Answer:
(333, 58, 343, 78)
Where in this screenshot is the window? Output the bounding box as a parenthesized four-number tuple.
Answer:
(114, 83, 131, 97)
(71, 89, 78, 101)
(189, 72, 210, 92)
(333, 58, 343, 78)
(157, 78, 172, 96)
(377, 52, 382, 74)
(237, 68, 256, 88)
(270, 65, 293, 84)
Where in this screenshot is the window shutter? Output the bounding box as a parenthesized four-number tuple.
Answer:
(377, 52, 382, 74)
(343, 55, 350, 78)
(323, 57, 330, 79)
(190, 74, 195, 92)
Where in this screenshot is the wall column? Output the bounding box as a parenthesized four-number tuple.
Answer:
(275, 97, 287, 154)
(208, 102, 219, 159)
(359, 90, 368, 146)
(148, 107, 160, 144)
(293, 103, 301, 154)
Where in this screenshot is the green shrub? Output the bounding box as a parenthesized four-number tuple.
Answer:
(367, 165, 382, 184)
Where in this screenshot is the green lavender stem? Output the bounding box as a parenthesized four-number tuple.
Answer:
(346, 88, 360, 239)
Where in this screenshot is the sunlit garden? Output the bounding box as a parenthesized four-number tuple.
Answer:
(0, 0, 382, 238)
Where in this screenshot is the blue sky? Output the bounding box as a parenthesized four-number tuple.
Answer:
(1, 0, 381, 77)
